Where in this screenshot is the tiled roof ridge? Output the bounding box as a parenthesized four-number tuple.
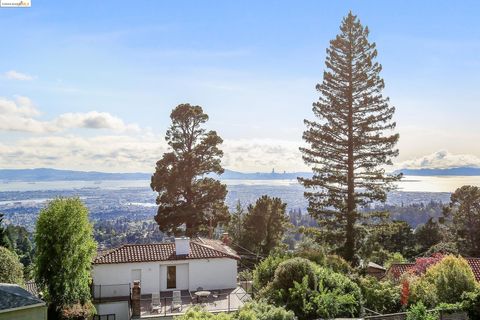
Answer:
(93, 239, 240, 264)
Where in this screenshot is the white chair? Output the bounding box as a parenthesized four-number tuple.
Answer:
(151, 292, 161, 314)
(171, 290, 182, 311)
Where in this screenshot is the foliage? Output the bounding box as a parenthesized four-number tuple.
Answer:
(443, 185, 480, 257)
(414, 218, 443, 254)
(4, 224, 35, 278)
(271, 258, 317, 292)
(259, 257, 362, 320)
(409, 255, 477, 307)
(0, 212, 8, 247)
(175, 303, 295, 320)
(241, 195, 290, 255)
(151, 103, 229, 237)
(461, 287, 480, 320)
(299, 12, 400, 263)
(359, 276, 401, 314)
(424, 255, 476, 304)
(253, 253, 291, 290)
(406, 302, 438, 320)
(60, 301, 96, 320)
(237, 302, 295, 320)
(226, 201, 245, 248)
(325, 254, 353, 274)
(0, 246, 24, 285)
(384, 252, 406, 269)
(35, 198, 97, 315)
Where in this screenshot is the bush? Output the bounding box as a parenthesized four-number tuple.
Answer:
(359, 276, 402, 314)
(253, 254, 290, 289)
(237, 302, 295, 320)
(406, 302, 438, 320)
(60, 301, 96, 320)
(260, 258, 362, 320)
(324, 254, 353, 274)
(271, 257, 317, 292)
(175, 307, 233, 319)
(425, 255, 476, 304)
(0, 246, 24, 285)
(462, 287, 480, 320)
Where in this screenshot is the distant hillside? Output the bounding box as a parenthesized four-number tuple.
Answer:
(397, 167, 480, 176)
(0, 168, 313, 182)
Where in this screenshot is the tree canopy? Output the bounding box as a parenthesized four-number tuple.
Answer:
(35, 198, 96, 317)
(442, 185, 480, 257)
(299, 12, 400, 263)
(241, 195, 290, 256)
(151, 104, 229, 237)
(0, 246, 24, 285)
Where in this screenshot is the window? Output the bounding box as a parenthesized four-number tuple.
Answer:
(167, 265, 176, 289)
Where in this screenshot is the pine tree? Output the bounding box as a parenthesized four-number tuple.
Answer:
(299, 12, 400, 263)
(151, 104, 229, 237)
(0, 212, 8, 248)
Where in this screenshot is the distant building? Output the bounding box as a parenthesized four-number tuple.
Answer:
(366, 262, 387, 280)
(0, 283, 47, 320)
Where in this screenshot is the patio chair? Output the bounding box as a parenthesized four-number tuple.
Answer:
(171, 290, 182, 311)
(151, 292, 161, 314)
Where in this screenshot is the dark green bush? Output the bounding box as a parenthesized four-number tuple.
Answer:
(271, 257, 317, 292)
(358, 276, 402, 314)
(252, 253, 290, 289)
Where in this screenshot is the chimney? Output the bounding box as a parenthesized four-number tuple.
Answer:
(175, 237, 190, 256)
(221, 232, 231, 246)
(131, 280, 141, 317)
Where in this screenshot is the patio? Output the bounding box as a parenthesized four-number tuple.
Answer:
(139, 287, 251, 318)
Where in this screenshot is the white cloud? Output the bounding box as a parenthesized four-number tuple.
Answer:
(0, 96, 139, 133)
(54, 111, 140, 132)
(398, 150, 480, 169)
(4, 70, 34, 81)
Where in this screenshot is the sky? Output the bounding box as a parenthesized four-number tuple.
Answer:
(1, 0, 480, 173)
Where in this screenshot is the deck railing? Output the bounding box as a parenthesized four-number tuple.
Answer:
(92, 283, 131, 303)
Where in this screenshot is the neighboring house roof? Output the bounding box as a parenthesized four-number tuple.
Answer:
(367, 261, 386, 271)
(0, 283, 45, 312)
(94, 238, 240, 265)
(25, 280, 39, 297)
(386, 258, 480, 282)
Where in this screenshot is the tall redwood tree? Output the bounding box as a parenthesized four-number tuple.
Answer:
(299, 12, 400, 263)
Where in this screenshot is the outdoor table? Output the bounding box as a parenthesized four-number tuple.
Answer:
(194, 290, 211, 303)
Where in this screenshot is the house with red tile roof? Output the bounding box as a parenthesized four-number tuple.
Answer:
(385, 258, 480, 282)
(91, 237, 245, 319)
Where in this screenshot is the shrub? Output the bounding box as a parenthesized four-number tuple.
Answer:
(271, 257, 317, 292)
(424, 255, 476, 304)
(461, 287, 480, 320)
(409, 276, 438, 308)
(237, 302, 295, 320)
(325, 254, 353, 274)
(359, 276, 402, 314)
(60, 301, 96, 320)
(0, 246, 24, 285)
(253, 254, 290, 289)
(406, 302, 438, 320)
(260, 258, 362, 320)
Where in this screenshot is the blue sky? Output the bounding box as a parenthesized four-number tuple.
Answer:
(1, 1, 480, 172)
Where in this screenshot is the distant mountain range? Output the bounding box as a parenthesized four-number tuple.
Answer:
(0, 166, 479, 182)
(396, 167, 480, 176)
(0, 168, 313, 182)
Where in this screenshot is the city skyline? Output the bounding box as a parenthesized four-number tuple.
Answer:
(1, 1, 480, 172)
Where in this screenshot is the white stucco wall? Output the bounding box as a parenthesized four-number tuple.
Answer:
(95, 301, 130, 320)
(92, 258, 237, 295)
(188, 258, 237, 291)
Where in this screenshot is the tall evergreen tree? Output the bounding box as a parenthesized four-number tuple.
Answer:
(299, 12, 400, 263)
(0, 212, 8, 248)
(442, 185, 480, 257)
(151, 104, 229, 237)
(242, 195, 290, 255)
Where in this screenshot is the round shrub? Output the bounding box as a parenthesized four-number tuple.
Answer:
(272, 257, 317, 291)
(359, 276, 402, 314)
(253, 254, 290, 290)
